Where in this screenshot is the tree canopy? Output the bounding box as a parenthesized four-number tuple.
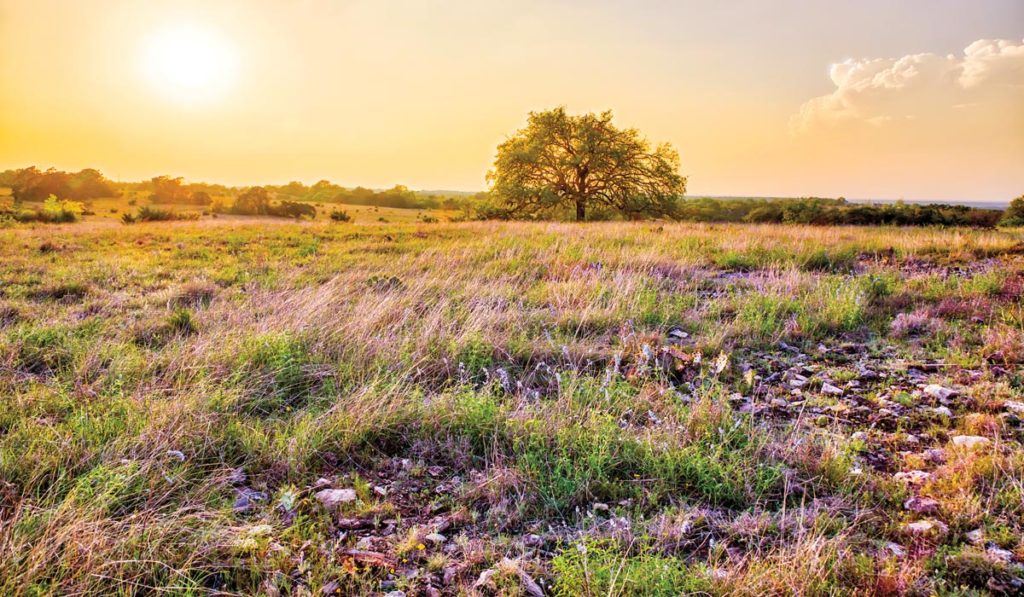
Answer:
(1000, 195, 1024, 227)
(2, 167, 118, 202)
(487, 108, 686, 221)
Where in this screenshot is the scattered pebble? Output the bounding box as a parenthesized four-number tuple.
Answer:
(904, 519, 948, 536)
(904, 496, 940, 514)
(923, 384, 956, 401)
(951, 435, 991, 449)
(820, 382, 843, 396)
(315, 488, 357, 510)
(894, 470, 931, 485)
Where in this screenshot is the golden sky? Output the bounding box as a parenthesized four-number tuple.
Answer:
(1, 0, 1022, 200)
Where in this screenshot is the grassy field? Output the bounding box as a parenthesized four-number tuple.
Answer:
(1, 219, 1023, 595)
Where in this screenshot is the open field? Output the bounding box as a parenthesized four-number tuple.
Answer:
(1, 220, 1023, 595)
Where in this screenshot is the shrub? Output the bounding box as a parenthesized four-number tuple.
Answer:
(133, 206, 200, 222)
(329, 209, 352, 222)
(998, 195, 1024, 227)
(11, 195, 84, 223)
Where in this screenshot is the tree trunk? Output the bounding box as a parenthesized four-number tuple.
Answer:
(575, 199, 586, 221)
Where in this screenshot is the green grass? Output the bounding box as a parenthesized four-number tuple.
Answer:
(0, 220, 1022, 595)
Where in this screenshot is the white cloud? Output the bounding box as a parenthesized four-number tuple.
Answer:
(791, 38, 1024, 133)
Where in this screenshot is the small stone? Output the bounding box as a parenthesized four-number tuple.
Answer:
(894, 470, 932, 485)
(923, 384, 956, 401)
(923, 448, 947, 464)
(315, 488, 357, 510)
(1003, 400, 1024, 413)
(233, 488, 267, 513)
(965, 529, 985, 545)
(951, 435, 991, 449)
(592, 502, 609, 512)
(166, 449, 185, 461)
(932, 406, 953, 418)
(355, 536, 374, 550)
(373, 485, 388, 497)
(851, 431, 868, 442)
(771, 398, 789, 408)
(424, 533, 447, 545)
(821, 382, 843, 396)
(383, 592, 406, 597)
(884, 542, 907, 558)
(473, 569, 497, 591)
(904, 519, 948, 536)
(904, 496, 940, 514)
(667, 328, 689, 343)
(986, 546, 1014, 563)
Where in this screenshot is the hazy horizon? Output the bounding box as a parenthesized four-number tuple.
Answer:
(2, 0, 1022, 202)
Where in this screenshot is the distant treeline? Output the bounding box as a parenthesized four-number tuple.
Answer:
(0, 167, 118, 201)
(2, 166, 1019, 227)
(265, 180, 482, 211)
(670, 197, 1005, 227)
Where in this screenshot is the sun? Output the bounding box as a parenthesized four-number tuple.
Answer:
(142, 25, 237, 104)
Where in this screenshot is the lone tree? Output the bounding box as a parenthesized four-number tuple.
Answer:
(487, 108, 686, 221)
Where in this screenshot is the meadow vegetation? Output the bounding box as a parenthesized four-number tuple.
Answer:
(0, 219, 1022, 595)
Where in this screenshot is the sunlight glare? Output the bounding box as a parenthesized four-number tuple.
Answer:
(142, 25, 237, 104)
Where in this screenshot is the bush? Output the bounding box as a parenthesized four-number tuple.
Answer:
(999, 195, 1024, 227)
(131, 206, 201, 222)
(329, 209, 352, 222)
(9, 195, 85, 223)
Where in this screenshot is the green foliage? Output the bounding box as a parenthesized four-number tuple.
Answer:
(6, 195, 85, 223)
(999, 195, 1024, 227)
(488, 107, 686, 221)
(551, 539, 712, 597)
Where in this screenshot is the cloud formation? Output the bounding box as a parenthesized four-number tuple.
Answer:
(792, 39, 1024, 134)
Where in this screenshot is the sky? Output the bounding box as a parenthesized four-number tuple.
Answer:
(1, 0, 1022, 201)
